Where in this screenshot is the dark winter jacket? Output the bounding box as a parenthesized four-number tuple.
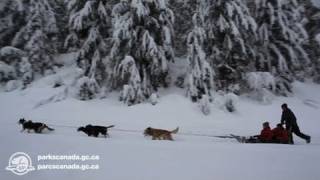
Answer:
(272, 127, 289, 144)
(281, 108, 297, 127)
(259, 127, 273, 143)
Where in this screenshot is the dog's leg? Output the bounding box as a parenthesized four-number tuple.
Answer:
(38, 125, 45, 133)
(93, 132, 98, 137)
(20, 128, 25, 132)
(105, 132, 109, 138)
(40, 126, 45, 133)
(101, 131, 107, 138)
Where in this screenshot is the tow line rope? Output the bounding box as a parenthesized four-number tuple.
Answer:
(44, 123, 231, 138)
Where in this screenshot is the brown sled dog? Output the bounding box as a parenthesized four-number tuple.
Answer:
(144, 127, 179, 140)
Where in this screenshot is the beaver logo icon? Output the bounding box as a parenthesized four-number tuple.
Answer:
(6, 152, 35, 175)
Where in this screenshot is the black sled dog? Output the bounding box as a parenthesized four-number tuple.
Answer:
(77, 124, 115, 138)
(19, 118, 54, 133)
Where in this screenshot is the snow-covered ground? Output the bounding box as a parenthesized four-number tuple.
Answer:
(1, 64, 320, 180)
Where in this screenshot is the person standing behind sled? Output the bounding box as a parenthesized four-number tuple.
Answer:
(280, 103, 311, 144)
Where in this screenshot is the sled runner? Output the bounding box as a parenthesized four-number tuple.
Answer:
(214, 134, 259, 143)
(229, 134, 262, 143)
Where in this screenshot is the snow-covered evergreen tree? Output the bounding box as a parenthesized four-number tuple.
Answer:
(0, 60, 16, 83)
(65, 0, 112, 100)
(186, 12, 214, 103)
(0, 46, 33, 88)
(10, 0, 58, 80)
(1, 0, 319, 111)
(0, 0, 25, 47)
(202, 0, 257, 92)
(109, 0, 175, 105)
(50, 0, 69, 53)
(169, 0, 198, 56)
(253, 0, 310, 94)
(116, 55, 144, 105)
(19, 57, 33, 88)
(301, 2, 320, 83)
(0, 46, 23, 82)
(312, 33, 320, 83)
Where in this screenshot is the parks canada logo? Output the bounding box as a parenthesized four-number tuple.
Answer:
(6, 152, 35, 175)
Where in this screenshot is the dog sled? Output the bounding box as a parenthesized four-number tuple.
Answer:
(215, 134, 290, 144)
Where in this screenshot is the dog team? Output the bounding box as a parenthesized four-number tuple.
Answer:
(18, 103, 311, 144)
(18, 118, 179, 140)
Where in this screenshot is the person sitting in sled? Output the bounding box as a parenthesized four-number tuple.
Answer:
(245, 122, 273, 143)
(272, 123, 289, 144)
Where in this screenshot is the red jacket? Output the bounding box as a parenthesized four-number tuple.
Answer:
(259, 127, 273, 142)
(272, 127, 289, 144)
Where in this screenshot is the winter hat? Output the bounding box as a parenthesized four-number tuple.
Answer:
(277, 123, 283, 128)
(281, 103, 288, 108)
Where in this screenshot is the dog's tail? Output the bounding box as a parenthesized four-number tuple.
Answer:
(45, 125, 54, 131)
(171, 127, 179, 134)
(106, 125, 115, 129)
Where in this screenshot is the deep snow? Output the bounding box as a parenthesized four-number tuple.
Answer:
(0, 64, 320, 180)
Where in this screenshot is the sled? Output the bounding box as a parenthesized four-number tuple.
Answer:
(214, 134, 259, 143)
